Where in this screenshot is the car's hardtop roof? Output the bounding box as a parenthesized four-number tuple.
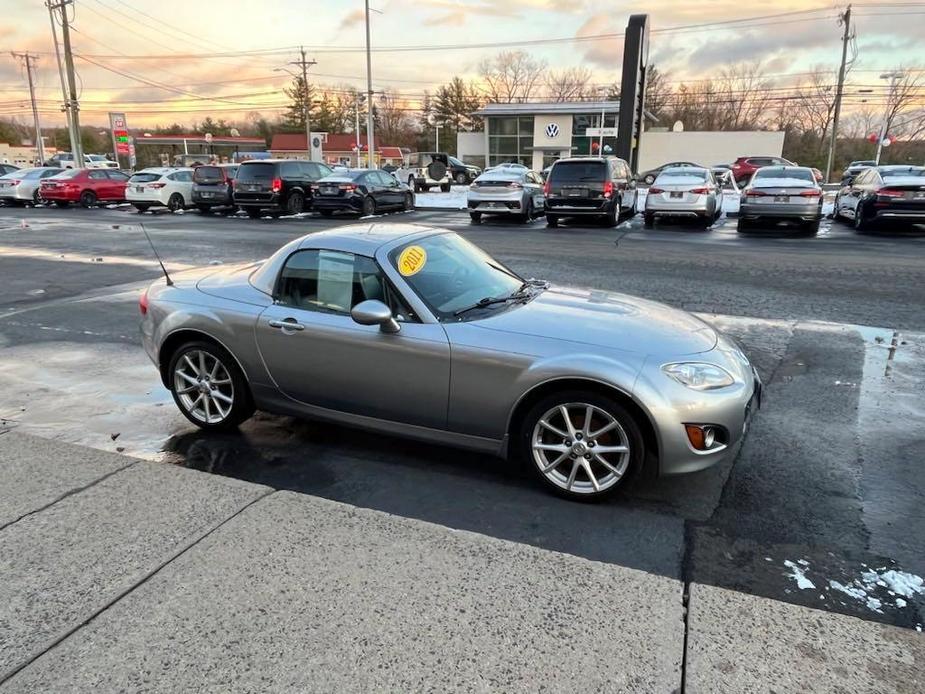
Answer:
(554, 157, 611, 165)
(878, 165, 924, 172)
(319, 168, 372, 178)
(249, 224, 450, 296)
(659, 166, 708, 175)
(133, 167, 185, 174)
(239, 158, 329, 165)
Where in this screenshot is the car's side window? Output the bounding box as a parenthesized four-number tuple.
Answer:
(276, 250, 415, 321)
(281, 161, 300, 178)
(89, 170, 108, 180)
(107, 171, 129, 181)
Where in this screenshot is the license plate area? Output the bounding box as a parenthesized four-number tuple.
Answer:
(566, 188, 588, 197)
(670, 191, 683, 199)
(135, 186, 144, 193)
(321, 186, 338, 195)
(773, 195, 788, 203)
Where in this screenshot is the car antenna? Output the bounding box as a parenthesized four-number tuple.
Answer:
(139, 222, 173, 286)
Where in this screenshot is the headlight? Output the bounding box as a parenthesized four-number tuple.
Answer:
(662, 362, 735, 390)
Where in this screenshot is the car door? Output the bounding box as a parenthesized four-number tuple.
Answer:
(842, 169, 868, 215)
(525, 171, 545, 210)
(106, 170, 129, 200)
(88, 170, 109, 198)
(373, 170, 402, 207)
(254, 248, 451, 429)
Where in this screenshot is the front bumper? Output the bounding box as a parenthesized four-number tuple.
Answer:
(740, 201, 822, 221)
(634, 344, 761, 476)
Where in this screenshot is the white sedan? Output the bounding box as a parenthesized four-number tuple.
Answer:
(0, 167, 65, 205)
(126, 168, 194, 212)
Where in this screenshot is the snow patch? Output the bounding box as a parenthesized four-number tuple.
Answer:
(784, 560, 816, 590)
(414, 185, 469, 210)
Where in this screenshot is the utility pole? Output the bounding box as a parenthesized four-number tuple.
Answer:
(875, 71, 903, 165)
(824, 5, 851, 184)
(289, 47, 316, 160)
(364, 0, 375, 169)
(11, 52, 45, 165)
(355, 93, 362, 166)
(46, 1, 77, 158)
(48, 0, 82, 163)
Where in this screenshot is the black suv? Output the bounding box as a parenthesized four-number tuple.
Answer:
(192, 163, 238, 213)
(544, 157, 637, 227)
(233, 159, 333, 218)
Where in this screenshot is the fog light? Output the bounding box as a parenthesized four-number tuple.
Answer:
(685, 424, 718, 451)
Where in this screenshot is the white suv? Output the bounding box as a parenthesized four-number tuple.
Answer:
(126, 167, 194, 212)
(394, 152, 451, 193)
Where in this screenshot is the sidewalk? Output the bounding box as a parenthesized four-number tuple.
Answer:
(1, 432, 922, 692)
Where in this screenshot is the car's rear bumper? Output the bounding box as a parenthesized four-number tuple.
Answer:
(645, 197, 713, 216)
(312, 196, 363, 212)
(546, 198, 611, 215)
(192, 189, 233, 205)
(740, 202, 822, 221)
(39, 190, 80, 202)
(233, 192, 283, 209)
(0, 188, 32, 201)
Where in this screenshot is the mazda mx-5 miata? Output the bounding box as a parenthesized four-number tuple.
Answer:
(141, 224, 760, 500)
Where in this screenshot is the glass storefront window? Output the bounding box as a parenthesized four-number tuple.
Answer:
(487, 116, 535, 168)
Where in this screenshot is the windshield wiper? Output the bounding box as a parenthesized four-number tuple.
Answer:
(453, 288, 532, 317)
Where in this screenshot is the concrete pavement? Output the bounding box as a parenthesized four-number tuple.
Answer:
(1, 432, 922, 692)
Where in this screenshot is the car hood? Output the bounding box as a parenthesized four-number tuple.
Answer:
(472, 286, 717, 356)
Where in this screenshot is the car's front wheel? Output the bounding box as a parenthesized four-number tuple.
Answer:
(167, 193, 184, 212)
(168, 341, 254, 431)
(520, 391, 643, 500)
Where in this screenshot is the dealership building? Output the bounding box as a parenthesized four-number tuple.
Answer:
(458, 101, 785, 172)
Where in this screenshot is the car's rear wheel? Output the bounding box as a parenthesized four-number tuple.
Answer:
(133, 204, 150, 213)
(168, 341, 254, 431)
(287, 191, 305, 214)
(245, 208, 262, 219)
(319, 209, 334, 217)
(854, 203, 873, 232)
(455, 172, 468, 185)
(32, 189, 43, 206)
(362, 196, 376, 217)
(518, 199, 533, 224)
(546, 214, 559, 228)
(736, 218, 751, 233)
(54, 200, 69, 208)
(602, 201, 619, 227)
(79, 190, 97, 208)
(469, 211, 482, 225)
(402, 192, 414, 211)
(803, 219, 820, 235)
(197, 204, 212, 214)
(167, 193, 184, 212)
(643, 212, 655, 228)
(440, 182, 451, 193)
(520, 391, 644, 501)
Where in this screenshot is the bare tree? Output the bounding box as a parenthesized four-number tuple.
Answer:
(545, 67, 592, 102)
(643, 66, 672, 123)
(377, 89, 412, 147)
(716, 62, 773, 130)
(478, 50, 548, 103)
(879, 70, 924, 141)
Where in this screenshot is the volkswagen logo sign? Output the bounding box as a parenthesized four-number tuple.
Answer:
(545, 123, 560, 138)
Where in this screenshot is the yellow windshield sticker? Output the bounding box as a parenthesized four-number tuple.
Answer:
(397, 245, 427, 276)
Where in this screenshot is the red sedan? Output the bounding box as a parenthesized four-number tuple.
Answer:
(40, 168, 131, 207)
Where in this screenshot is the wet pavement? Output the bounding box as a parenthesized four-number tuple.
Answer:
(1, 202, 924, 631)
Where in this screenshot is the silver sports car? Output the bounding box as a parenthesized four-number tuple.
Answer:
(141, 224, 760, 500)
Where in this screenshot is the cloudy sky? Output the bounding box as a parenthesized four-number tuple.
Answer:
(0, 0, 922, 128)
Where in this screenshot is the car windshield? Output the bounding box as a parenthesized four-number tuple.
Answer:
(390, 233, 525, 320)
(882, 167, 925, 179)
(449, 156, 465, 167)
(549, 161, 605, 183)
(87, 155, 107, 161)
(656, 170, 707, 184)
(129, 172, 163, 183)
(753, 167, 815, 186)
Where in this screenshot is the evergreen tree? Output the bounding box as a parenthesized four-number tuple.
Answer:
(283, 75, 316, 133)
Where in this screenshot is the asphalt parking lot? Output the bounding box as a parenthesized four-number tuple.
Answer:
(1, 201, 924, 631)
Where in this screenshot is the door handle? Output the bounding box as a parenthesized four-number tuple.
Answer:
(268, 318, 304, 331)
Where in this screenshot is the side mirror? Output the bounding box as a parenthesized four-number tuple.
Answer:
(351, 299, 400, 334)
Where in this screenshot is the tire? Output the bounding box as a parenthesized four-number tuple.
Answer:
(167, 340, 254, 431)
(54, 200, 69, 208)
(32, 189, 42, 206)
(518, 199, 533, 224)
(603, 201, 619, 227)
(546, 214, 559, 228)
(803, 220, 820, 235)
(736, 218, 751, 233)
(197, 204, 212, 214)
(362, 196, 376, 217)
(245, 208, 262, 219)
(455, 172, 468, 185)
(469, 212, 482, 225)
(286, 191, 305, 215)
(440, 182, 451, 193)
(644, 174, 655, 185)
(402, 192, 414, 211)
(319, 209, 334, 217)
(408, 176, 418, 193)
(519, 390, 644, 501)
(167, 193, 184, 212)
(854, 203, 872, 232)
(133, 204, 150, 213)
(79, 190, 97, 208)
(643, 212, 654, 228)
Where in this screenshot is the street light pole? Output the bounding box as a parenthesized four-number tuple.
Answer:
(364, 0, 375, 169)
(875, 71, 903, 165)
(46, 0, 77, 159)
(435, 124, 442, 152)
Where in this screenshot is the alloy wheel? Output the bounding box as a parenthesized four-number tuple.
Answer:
(531, 402, 631, 495)
(173, 349, 235, 425)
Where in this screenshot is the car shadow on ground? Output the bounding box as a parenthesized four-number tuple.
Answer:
(161, 409, 729, 578)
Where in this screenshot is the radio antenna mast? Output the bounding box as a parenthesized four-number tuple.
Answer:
(139, 223, 173, 286)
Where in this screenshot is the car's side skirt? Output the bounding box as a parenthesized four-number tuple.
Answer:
(252, 384, 505, 457)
